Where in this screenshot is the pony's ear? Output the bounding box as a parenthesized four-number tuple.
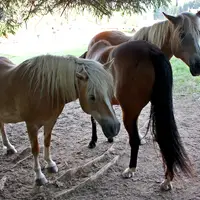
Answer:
(76, 70, 88, 81)
(196, 10, 200, 17)
(162, 12, 180, 25)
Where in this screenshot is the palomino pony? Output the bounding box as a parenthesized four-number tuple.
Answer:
(0, 55, 120, 186)
(80, 11, 200, 76)
(84, 39, 192, 190)
(80, 10, 200, 146)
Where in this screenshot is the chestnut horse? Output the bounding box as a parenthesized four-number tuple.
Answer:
(84, 39, 192, 190)
(80, 11, 200, 76)
(80, 10, 200, 146)
(0, 55, 120, 186)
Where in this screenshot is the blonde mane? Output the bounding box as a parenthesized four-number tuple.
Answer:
(77, 57, 114, 100)
(13, 54, 114, 105)
(131, 12, 200, 51)
(132, 20, 173, 49)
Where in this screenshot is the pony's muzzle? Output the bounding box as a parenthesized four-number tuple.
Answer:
(189, 56, 200, 76)
(100, 118, 120, 138)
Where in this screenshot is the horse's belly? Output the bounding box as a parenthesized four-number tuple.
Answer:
(0, 110, 22, 123)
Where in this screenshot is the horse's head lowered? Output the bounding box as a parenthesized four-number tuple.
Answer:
(163, 11, 200, 76)
(75, 58, 120, 139)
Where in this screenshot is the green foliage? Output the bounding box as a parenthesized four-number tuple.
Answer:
(0, 0, 171, 36)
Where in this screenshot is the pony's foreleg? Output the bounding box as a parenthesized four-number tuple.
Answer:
(43, 120, 58, 173)
(122, 115, 140, 178)
(0, 122, 17, 154)
(88, 116, 113, 149)
(88, 116, 98, 148)
(26, 123, 47, 186)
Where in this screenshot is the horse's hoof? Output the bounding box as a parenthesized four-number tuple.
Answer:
(88, 142, 96, 149)
(160, 180, 173, 191)
(47, 165, 58, 173)
(122, 168, 135, 179)
(35, 177, 48, 186)
(107, 138, 114, 143)
(140, 138, 146, 145)
(7, 148, 17, 155)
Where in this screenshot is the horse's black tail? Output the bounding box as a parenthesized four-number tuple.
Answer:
(149, 49, 192, 177)
(79, 51, 88, 59)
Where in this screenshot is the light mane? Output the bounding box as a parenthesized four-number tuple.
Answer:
(77, 57, 114, 100)
(131, 20, 173, 49)
(131, 12, 200, 51)
(13, 54, 114, 105)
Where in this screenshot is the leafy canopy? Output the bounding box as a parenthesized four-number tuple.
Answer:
(0, 0, 171, 36)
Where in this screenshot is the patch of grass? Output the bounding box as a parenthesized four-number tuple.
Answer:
(170, 57, 200, 95)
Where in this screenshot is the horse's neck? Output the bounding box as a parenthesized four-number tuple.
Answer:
(132, 21, 174, 59)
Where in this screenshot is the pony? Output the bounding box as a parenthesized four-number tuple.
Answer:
(80, 11, 200, 76)
(0, 55, 120, 186)
(84, 39, 192, 190)
(80, 10, 200, 146)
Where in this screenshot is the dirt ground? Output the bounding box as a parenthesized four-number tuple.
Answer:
(0, 94, 200, 200)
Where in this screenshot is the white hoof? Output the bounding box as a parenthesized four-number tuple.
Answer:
(46, 164, 58, 173)
(160, 180, 173, 191)
(122, 168, 135, 178)
(35, 176, 48, 186)
(140, 138, 146, 145)
(139, 133, 146, 145)
(4, 145, 17, 155)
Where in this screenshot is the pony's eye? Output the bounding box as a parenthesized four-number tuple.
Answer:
(89, 95, 95, 101)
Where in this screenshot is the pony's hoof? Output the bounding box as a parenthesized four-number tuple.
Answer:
(88, 141, 96, 149)
(122, 168, 135, 179)
(47, 165, 58, 173)
(160, 180, 173, 191)
(35, 177, 48, 186)
(140, 138, 146, 145)
(107, 138, 114, 143)
(7, 148, 17, 155)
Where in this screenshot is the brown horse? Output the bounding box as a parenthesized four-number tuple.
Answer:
(84, 39, 192, 190)
(0, 55, 120, 186)
(80, 11, 200, 76)
(81, 10, 200, 147)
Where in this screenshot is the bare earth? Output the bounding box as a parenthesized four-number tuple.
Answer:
(0, 95, 200, 200)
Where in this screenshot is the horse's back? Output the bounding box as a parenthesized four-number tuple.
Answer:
(88, 31, 131, 49)
(112, 40, 162, 61)
(0, 57, 16, 72)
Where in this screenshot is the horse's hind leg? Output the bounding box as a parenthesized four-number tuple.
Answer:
(0, 122, 17, 154)
(122, 114, 140, 178)
(26, 123, 47, 186)
(160, 156, 174, 190)
(43, 120, 58, 173)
